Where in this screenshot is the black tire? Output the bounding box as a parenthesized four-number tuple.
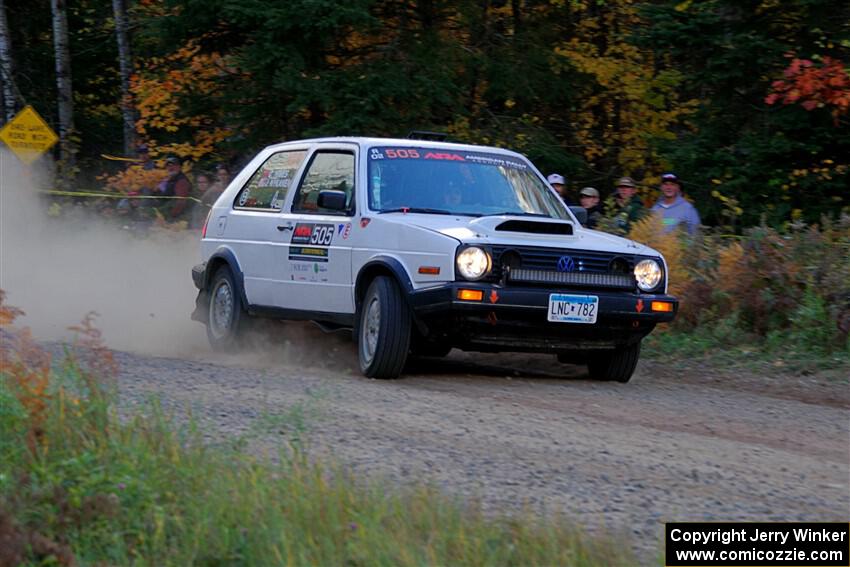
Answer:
(206, 266, 248, 351)
(357, 276, 412, 378)
(587, 342, 641, 383)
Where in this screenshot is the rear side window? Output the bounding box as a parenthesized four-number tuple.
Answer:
(291, 151, 356, 214)
(235, 150, 307, 211)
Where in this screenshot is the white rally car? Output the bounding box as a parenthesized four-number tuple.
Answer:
(192, 137, 677, 382)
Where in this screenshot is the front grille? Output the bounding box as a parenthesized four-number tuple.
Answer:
(487, 245, 641, 285)
(490, 245, 636, 274)
(509, 268, 635, 290)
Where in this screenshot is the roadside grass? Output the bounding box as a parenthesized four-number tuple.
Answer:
(0, 296, 637, 566)
(644, 322, 850, 380)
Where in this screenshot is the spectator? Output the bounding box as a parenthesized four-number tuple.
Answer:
(611, 176, 645, 234)
(651, 172, 701, 234)
(136, 144, 156, 170)
(579, 186, 603, 229)
(547, 173, 572, 206)
(215, 163, 232, 191)
(189, 172, 224, 229)
(162, 156, 193, 221)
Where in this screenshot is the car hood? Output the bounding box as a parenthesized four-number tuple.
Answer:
(379, 213, 658, 256)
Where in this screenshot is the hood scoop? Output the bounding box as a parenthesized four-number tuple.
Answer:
(495, 219, 574, 235)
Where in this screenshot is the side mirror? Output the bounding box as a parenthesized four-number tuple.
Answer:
(569, 206, 587, 226)
(317, 190, 347, 211)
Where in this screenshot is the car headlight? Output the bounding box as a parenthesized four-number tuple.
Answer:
(456, 247, 491, 280)
(634, 259, 663, 291)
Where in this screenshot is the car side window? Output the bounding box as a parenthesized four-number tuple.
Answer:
(234, 150, 307, 211)
(291, 151, 356, 215)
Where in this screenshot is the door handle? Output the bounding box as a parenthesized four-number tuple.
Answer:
(277, 225, 293, 231)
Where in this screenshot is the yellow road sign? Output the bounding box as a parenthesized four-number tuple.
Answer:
(0, 105, 60, 165)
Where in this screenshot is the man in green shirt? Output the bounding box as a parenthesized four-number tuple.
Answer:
(611, 176, 645, 234)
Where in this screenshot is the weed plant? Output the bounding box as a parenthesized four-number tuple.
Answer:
(0, 292, 636, 566)
(628, 214, 850, 370)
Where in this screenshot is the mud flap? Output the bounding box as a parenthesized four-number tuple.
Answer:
(191, 290, 209, 324)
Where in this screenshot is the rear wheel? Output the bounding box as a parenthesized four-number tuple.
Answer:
(358, 276, 412, 378)
(587, 342, 641, 383)
(206, 266, 247, 351)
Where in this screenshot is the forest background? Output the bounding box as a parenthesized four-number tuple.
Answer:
(2, 0, 848, 226)
(1, 0, 849, 364)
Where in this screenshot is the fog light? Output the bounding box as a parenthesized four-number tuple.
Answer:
(458, 289, 484, 301)
(651, 301, 674, 313)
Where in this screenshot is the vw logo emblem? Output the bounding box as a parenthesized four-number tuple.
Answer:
(557, 256, 576, 272)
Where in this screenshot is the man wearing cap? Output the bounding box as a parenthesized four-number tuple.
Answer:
(161, 156, 194, 221)
(547, 173, 573, 206)
(611, 176, 645, 234)
(651, 173, 700, 235)
(579, 187, 603, 229)
(136, 144, 156, 170)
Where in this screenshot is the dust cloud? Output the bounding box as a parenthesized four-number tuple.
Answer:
(0, 149, 208, 357)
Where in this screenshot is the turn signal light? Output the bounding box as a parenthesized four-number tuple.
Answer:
(457, 289, 484, 301)
(651, 301, 674, 313)
(418, 266, 441, 275)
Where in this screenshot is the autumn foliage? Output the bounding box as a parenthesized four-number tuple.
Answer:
(766, 55, 850, 123)
(627, 215, 850, 351)
(130, 38, 236, 163)
(0, 291, 50, 454)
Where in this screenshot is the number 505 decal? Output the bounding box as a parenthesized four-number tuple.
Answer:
(385, 148, 420, 159)
(310, 225, 335, 245)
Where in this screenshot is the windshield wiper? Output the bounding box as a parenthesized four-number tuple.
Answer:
(378, 207, 457, 215)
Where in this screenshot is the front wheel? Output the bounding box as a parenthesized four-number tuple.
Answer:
(358, 276, 412, 379)
(206, 266, 247, 351)
(586, 342, 641, 383)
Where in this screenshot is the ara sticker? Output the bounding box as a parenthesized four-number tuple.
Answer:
(291, 223, 335, 246)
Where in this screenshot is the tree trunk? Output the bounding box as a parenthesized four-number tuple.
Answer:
(0, 0, 18, 124)
(112, 0, 135, 156)
(51, 0, 75, 174)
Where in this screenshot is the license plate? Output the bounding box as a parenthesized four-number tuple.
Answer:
(547, 294, 598, 324)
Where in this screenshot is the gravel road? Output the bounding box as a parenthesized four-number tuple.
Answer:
(94, 322, 850, 560)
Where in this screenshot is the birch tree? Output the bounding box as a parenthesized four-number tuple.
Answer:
(113, 0, 135, 156)
(0, 0, 17, 124)
(51, 0, 75, 172)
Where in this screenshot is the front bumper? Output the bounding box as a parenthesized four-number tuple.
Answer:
(408, 282, 677, 353)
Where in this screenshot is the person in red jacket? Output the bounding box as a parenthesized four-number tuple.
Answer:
(162, 156, 193, 221)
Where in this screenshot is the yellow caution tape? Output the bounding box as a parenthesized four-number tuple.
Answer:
(41, 189, 202, 203)
(100, 153, 144, 162)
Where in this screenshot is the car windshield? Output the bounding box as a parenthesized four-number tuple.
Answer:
(367, 146, 570, 219)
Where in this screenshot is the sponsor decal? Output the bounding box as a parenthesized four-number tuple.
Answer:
(424, 151, 465, 161)
(289, 246, 329, 262)
(360, 217, 371, 228)
(291, 223, 335, 246)
(369, 146, 527, 169)
(636, 299, 644, 313)
(257, 168, 292, 188)
(489, 290, 499, 304)
(341, 223, 352, 239)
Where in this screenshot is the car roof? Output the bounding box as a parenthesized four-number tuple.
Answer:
(261, 137, 528, 159)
